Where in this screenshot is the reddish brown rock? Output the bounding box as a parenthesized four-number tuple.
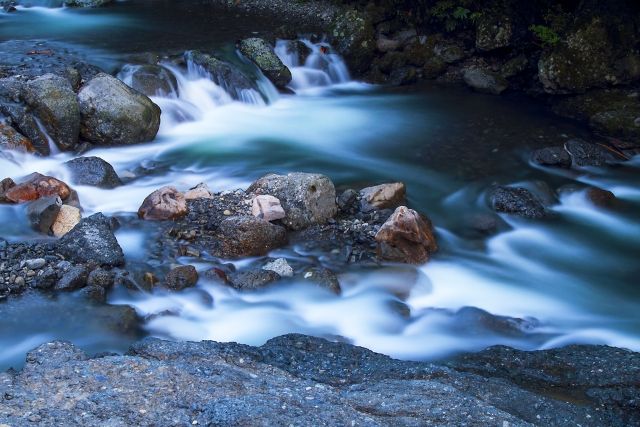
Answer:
(375, 206, 437, 264)
(0, 123, 35, 153)
(4, 173, 71, 203)
(138, 186, 188, 220)
(360, 182, 406, 212)
(585, 187, 617, 209)
(0, 177, 16, 203)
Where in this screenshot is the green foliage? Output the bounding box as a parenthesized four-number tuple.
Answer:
(430, 1, 481, 32)
(529, 24, 560, 47)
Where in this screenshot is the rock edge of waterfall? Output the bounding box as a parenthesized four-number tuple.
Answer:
(0, 334, 638, 426)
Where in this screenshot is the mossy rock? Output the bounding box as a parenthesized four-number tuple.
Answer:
(329, 9, 376, 75)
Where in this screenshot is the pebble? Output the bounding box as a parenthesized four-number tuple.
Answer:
(25, 258, 46, 269)
(223, 210, 232, 216)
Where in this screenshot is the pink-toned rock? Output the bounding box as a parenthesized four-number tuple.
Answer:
(360, 182, 406, 212)
(4, 173, 71, 203)
(375, 206, 437, 264)
(251, 194, 286, 222)
(184, 183, 213, 200)
(138, 186, 188, 220)
(52, 205, 82, 237)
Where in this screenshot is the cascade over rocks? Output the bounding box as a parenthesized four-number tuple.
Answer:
(78, 73, 161, 146)
(238, 38, 292, 89)
(185, 51, 257, 100)
(118, 64, 177, 97)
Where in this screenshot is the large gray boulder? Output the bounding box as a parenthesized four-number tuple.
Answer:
(24, 74, 80, 151)
(64, 156, 122, 189)
(57, 213, 125, 267)
(78, 73, 161, 146)
(248, 173, 337, 230)
(238, 38, 292, 88)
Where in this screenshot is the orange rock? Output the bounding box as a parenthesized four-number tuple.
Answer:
(0, 123, 36, 153)
(4, 173, 71, 203)
(375, 206, 437, 264)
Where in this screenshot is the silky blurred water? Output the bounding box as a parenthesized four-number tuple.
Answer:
(1, 1, 639, 370)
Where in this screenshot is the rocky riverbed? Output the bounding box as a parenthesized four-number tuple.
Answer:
(1, 0, 640, 425)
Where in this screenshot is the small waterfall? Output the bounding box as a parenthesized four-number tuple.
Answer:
(33, 117, 60, 155)
(275, 39, 351, 91)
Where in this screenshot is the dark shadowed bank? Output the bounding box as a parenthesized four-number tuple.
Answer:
(1, 334, 639, 426)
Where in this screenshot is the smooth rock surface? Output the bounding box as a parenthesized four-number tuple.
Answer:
(360, 182, 406, 212)
(251, 194, 286, 222)
(375, 206, 438, 264)
(52, 204, 82, 237)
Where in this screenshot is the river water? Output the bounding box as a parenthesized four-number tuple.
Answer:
(1, 2, 639, 370)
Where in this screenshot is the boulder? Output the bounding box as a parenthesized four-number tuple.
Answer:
(375, 206, 438, 264)
(0, 177, 16, 203)
(251, 194, 286, 222)
(165, 265, 199, 291)
(4, 174, 71, 203)
(78, 73, 161, 146)
(138, 186, 188, 221)
(530, 146, 572, 168)
(329, 9, 376, 75)
(26, 196, 62, 234)
(217, 216, 287, 258)
(184, 183, 213, 200)
(463, 68, 508, 95)
(239, 38, 292, 89)
(57, 213, 125, 267)
(0, 122, 35, 153)
(228, 269, 281, 291)
(118, 64, 177, 97)
(301, 267, 341, 294)
(360, 182, 406, 212)
(248, 173, 337, 230)
(490, 186, 547, 219)
(24, 74, 80, 151)
(564, 139, 620, 167)
(476, 16, 513, 51)
(52, 205, 82, 237)
(185, 51, 256, 101)
(262, 258, 294, 278)
(64, 156, 122, 189)
(55, 265, 89, 291)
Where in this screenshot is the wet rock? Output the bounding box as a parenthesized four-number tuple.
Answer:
(64, 156, 122, 189)
(78, 285, 106, 303)
(251, 194, 286, 222)
(359, 182, 406, 212)
(262, 258, 293, 277)
(118, 64, 177, 97)
(476, 16, 513, 51)
(238, 38, 292, 88)
(87, 268, 115, 289)
(138, 186, 188, 221)
(0, 177, 16, 203)
(64, 0, 113, 6)
(184, 183, 213, 200)
(23, 73, 80, 151)
(228, 269, 281, 290)
(165, 265, 199, 291)
(26, 196, 62, 234)
(564, 139, 619, 167)
(531, 146, 572, 168)
(302, 266, 341, 294)
(490, 186, 547, 219)
(585, 187, 617, 209)
(185, 51, 256, 100)
(337, 189, 358, 213)
(0, 122, 35, 153)
(464, 212, 503, 236)
(52, 204, 82, 237)
(248, 172, 337, 230)
(375, 206, 438, 264)
(553, 90, 640, 141)
(4, 173, 71, 203)
(55, 265, 88, 291)
(78, 73, 161, 146)
(329, 9, 375, 75)
(463, 67, 508, 95)
(57, 213, 125, 267)
(216, 216, 287, 258)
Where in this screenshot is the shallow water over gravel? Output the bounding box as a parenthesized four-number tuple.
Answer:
(1, 2, 639, 371)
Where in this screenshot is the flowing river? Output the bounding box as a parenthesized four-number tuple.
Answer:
(1, 1, 639, 371)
